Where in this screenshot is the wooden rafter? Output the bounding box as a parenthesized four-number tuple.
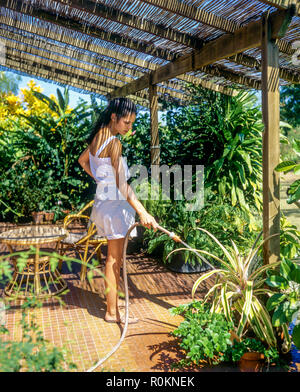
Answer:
(0, 0, 180, 61)
(139, 0, 238, 33)
(2, 37, 201, 101)
(200, 64, 261, 90)
(228, 52, 300, 84)
(259, 0, 300, 16)
(4, 49, 186, 104)
(3, 55, 151, 108)
(109, 8, 294, 98)
(0, 19, 239, 96)
(54, 0, 298, 83)
(138, 0, 295, 54)
(54, 0, 204, 50)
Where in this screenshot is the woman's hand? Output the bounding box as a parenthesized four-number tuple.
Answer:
(139, 211, 158, 231)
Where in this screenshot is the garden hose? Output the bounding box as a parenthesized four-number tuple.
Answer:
(86, 222, 215, 372)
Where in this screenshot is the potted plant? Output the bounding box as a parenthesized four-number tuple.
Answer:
(168, 227, 292, 356)
(228, 337, 281, 372)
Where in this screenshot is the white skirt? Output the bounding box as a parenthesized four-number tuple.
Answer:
(90, 198, 137, 240)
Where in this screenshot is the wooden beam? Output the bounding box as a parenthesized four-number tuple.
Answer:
(149, 84, 160, 165)
(201, 64, 261, 90)
(261, 13, 281, 265)
(259, 1, 300, 17)
(228, 52, 300, 84)
(110, 8, 294, 98)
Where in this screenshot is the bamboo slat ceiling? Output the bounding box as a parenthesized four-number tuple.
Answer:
(0, 0, 299, 107)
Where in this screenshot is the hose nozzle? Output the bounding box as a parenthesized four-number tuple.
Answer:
(156, 225, 181, 242)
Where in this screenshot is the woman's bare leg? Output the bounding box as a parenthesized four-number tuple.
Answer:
(104, 238, 124, 322)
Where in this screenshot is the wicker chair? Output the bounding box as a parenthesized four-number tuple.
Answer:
(59, 200, 107, 282)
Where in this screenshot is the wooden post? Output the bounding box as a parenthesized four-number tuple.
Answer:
(149, 83, 160, 166)
(261, 13, 281, 264)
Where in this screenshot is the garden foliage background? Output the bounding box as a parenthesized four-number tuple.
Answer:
(0, 72, 299, 263)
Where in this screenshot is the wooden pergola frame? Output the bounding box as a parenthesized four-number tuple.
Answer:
(0, 0, 299, 265)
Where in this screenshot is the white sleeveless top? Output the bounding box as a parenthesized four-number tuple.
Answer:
(89, 135, 130, 201)
(89, 135, 137, 240)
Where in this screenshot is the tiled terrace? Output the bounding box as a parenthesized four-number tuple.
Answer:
(0, 225, 299, 373)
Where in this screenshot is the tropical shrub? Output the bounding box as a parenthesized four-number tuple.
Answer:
(168, 228, 291, 352)
(141, 186, 261, 267)
(0, 85, 95, 221)
(275, 137, 300, 206)
(226, 337, 281, 365)
(280, 216, 300, 261)
(162, 86, 263, 214)
(266, 259, 300, 349)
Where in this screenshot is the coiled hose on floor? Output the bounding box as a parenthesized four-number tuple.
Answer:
(86, 222, 214, 372)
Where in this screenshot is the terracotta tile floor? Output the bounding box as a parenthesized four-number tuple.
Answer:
(0, 229, 299, 373)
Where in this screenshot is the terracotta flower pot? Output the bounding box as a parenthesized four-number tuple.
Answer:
(32, 211, 44, 224)
(238, 352, 264, 372)
(44, 212, 54, 223)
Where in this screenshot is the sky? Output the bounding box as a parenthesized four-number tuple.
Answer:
(6, 69, 262, 114)
(17, 72, 102, 108)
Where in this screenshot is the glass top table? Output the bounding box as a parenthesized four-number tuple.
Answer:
(0, 225, 68, 299)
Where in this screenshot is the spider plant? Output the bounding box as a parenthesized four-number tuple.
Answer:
(167, 228, 291, 352)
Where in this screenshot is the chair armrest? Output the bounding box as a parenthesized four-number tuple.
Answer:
(63, 214, 90, 229)
(62, 200, 95, 229)
(78, 200, 94, 215)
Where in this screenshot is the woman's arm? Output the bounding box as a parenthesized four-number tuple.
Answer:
(78, 147, 94, 179)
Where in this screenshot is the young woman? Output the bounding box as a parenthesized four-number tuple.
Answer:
(78, 98, 158, 324)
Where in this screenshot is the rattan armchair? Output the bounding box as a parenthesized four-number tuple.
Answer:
(59, 200, 107, 282)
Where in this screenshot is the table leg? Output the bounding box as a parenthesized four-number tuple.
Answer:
(34, 245, 41, 295)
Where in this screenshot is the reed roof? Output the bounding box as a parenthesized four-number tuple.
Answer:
(0, 0, 299, 107)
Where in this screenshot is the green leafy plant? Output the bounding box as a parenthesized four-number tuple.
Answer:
(275, 137, 300, 206)
(266, 259, 300, 349)
(170, 301, 234, 367)
(280, 215, 300, 261)
(0, 88, 95, 221)
(204, 91, 263, 214)
(143, 186, 260, 267)
(168, 228, 291, 352)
